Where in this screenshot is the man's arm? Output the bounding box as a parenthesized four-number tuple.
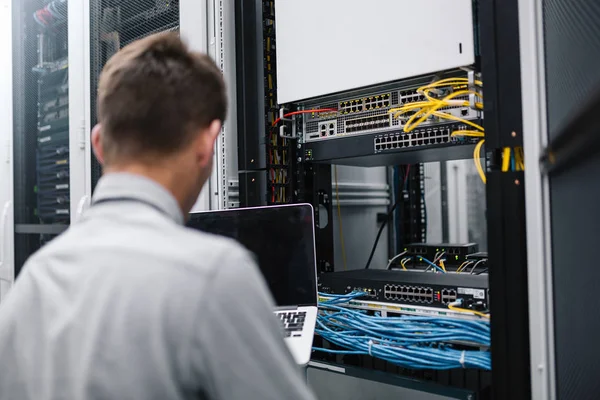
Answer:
(191, 246, 316, 400)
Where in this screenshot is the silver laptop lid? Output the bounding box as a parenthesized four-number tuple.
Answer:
(187, 204, 318, 307)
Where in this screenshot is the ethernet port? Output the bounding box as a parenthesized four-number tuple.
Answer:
(418, 140, 424, 145)
(329, 130, 335, 136)
(442, 137, 449, 143)
(375, 138, 381, 144)
(329, 123, 334, 129)
(351, 106, 357, 112)
(435, 138, 442, 144)
(416, 132, 423, 139)
(461, 108, 469, 116)
(358, 106, 363, 112)
(386, 144, 391, 149)
(392, 143, 398, 149)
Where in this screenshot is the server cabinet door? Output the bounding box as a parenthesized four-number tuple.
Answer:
(88, 0, 181, 193)
(12, 0, 76, 275)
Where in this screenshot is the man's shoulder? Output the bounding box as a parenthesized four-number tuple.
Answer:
(26, 221, 253, 277)
(177, 225, 250, 260)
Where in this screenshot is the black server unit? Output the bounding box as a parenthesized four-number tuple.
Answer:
(89, 0, 180, 191)
(12, 0, 70, 274)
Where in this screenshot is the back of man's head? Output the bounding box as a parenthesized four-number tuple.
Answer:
(96, 32, 227, 165)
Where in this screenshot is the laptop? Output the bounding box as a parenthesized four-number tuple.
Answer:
(187, 203, 318, 365)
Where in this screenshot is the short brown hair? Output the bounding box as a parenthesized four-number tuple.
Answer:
(97, 32, 227, 162)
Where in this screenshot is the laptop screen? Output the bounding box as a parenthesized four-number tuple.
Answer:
(187, 204, 318, 307)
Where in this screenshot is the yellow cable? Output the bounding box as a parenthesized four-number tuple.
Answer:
(474, 139, 486, 184)
(431, 111, 485, 131)
(448, 304, 490, 319)
(334, 166, 347, 270)
(457, 260, 471, 273)
(501, 147, 511, 172)
(451, 130, 485, 138)
(517, 147, 525, 171)
(404, 90, 481, 133)
(400, 258, 409, 271)
(439, 259, 447, 273)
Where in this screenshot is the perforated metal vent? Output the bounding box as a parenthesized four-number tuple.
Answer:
(89, 0, 180, 191)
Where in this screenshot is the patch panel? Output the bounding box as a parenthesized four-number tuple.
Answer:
(384, 285, 434, 304)
(339, 93, 391, 114)
(345, 114, 391, 134)
(339, 99, 364, 114)
(373, 124, 481, 152)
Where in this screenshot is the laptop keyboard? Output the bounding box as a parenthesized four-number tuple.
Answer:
(276, 311, 306, 337)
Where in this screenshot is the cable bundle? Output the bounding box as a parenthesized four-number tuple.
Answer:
(314, 292, 491, 370)
(34, 0, 68, 28)
(388, 77, 487, 185)
(501, 146, 525, 172)
(388, 77, 483, 137)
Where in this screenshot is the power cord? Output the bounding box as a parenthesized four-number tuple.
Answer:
(364, 198, 401, 269)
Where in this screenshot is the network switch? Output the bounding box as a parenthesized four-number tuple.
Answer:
(302, 83, 482, 144)
(318, 269, 489, 310)
(403, 243, 479, 266)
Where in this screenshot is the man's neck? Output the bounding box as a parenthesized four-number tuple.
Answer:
(103, 164, 191, 214)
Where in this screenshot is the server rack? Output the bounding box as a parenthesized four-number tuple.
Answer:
(235, 0, 530, 398)
(12, 0, 71, 275)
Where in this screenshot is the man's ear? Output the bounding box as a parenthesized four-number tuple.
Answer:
(91, 124, 105, 165)
(197, 120, 221, 164)
(206, 119, 221, 147)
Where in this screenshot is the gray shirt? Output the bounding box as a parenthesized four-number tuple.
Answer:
(0, 173, 315, 400)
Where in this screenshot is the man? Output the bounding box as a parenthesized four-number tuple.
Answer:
(0, 33, 315, 400)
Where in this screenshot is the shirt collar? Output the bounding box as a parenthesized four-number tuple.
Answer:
(92, 173, 185, 225)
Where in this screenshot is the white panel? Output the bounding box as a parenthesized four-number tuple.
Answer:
(519, 0, 556, 398)
(446, 160, 470, 243)
(423, 163, 442, 243)
(221, 0, 239, 208)
(275, 0, 475, 103)
(0, 0, 15, 296)
(181, 0, 212, 212)
(69, 0, 91, 222)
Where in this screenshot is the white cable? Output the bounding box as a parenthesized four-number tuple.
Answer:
(386, 251, 408, 270)
(459, 351, 466, 368)
(368, 340, 373, 356)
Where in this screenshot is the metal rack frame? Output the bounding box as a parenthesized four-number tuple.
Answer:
(234, 0, 532, 397)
